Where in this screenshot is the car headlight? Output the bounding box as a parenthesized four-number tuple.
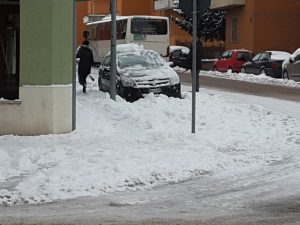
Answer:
(169, 73, 180, 85)
(121, 76, 136, 87)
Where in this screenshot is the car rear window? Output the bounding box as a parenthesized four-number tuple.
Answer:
(236, 52, 252, 61)
(221, 51, 233, 59)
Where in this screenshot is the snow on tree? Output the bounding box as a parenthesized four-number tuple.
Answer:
(170, 8, 226, 42)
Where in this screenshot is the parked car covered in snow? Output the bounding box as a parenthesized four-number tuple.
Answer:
(214, 49, 253, 73)
(282, 48, 300, 81)
(98, 43, 181, 102)
(241, 51, 291, 78)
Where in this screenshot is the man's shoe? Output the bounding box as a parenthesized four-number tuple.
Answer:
(83, 86, 86, 93)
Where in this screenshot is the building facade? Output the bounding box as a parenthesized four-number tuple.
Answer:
(0, 0, 75, 135)
(211, 0, 300, 53)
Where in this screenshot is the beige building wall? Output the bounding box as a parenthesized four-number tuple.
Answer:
(225, 0, 300, 53)
(225, 0, 255, 51)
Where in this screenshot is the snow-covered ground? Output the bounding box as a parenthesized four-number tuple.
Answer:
(174, 67, 300, 88)
(0, 71, 299, 207)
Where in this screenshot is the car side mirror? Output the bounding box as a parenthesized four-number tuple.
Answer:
(289, 57, 294, 63)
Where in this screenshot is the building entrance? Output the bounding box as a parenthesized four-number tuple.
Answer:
(0, 0, 20, 100)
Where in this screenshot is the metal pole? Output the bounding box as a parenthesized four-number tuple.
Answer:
(192, 0, 197, 133)
(110, 0, 117, 100)
(72, 0, 76, 131)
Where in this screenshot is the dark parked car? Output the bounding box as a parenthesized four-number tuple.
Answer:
(282, 48, 300, 82)
(241, 51, 291, 78)
(168, 45, 190, 69)
(98, 43, 181, 102)
(214, 49, 253, 73)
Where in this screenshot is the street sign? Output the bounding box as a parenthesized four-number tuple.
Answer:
(179, 0, 211, 16)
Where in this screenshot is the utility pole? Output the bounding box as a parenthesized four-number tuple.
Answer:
(178, 0, 211, 133)
(110, 0, 117, 100)
(191, 0, 197, 133)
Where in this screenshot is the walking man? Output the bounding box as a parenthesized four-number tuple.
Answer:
(76, 40, 94, 93)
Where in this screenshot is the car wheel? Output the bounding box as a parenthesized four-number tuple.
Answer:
(283, 70, 289, 80)
(117, 82, 125, 98)
(98, 77, 104, 91)
(261, 68, 266, 75)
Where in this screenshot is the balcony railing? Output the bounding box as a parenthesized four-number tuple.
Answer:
(210, 0, 245, 9)
(154, 0, 178, 10)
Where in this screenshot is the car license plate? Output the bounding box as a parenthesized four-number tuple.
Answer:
(149, 88, 161, 94)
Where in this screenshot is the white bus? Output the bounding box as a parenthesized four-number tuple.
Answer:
(86, 15, 170, 63)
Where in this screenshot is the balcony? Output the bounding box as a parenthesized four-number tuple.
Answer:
(154, 0, 178, 10)
(210, 0, 245, 9)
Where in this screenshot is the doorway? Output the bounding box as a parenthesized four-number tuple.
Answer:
(0, 0, 20, 100)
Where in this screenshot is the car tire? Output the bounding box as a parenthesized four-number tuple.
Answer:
(261, 68, 266, 75)
(117, 82, 125, 99)
(283, 70, 289, 80)
(98, 77, 104, 91)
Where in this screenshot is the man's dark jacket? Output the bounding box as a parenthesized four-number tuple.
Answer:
(76, 45, 94, 76)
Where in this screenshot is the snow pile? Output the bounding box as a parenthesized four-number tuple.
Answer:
(174, 67, 300, 88)
(0, 80, 299, 206)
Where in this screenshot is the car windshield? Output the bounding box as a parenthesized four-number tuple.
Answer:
(117, 50, 166, 69)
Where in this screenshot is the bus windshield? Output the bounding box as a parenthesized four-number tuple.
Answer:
(130, 18, 167, 35)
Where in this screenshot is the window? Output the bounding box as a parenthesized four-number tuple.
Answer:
(103, 56, 110, 67)
(259, 53, 269, 61)
(236, 52, 252, 61)
(0, 1, 20, 100)
(131, 18, 167, 35)
(117, 19, 127, 40)
(231, 17, 238, 42)
(221, 51, 233, 59)
(252, 54, 261, 61)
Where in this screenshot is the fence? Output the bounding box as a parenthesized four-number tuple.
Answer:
(175, 40, 225, 59)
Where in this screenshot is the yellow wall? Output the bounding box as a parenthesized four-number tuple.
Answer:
(225, 0, 300, 53)
(76, 1, 88, 46)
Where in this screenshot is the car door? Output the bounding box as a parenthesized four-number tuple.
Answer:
(289, 54, 300, 79)
(99, 56, 111, 90)
(246, 53, 261, 74)
(217, 51, 232, 71)
(257, 53, 271, 74)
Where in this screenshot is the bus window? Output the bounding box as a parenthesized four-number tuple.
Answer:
(117, 19, 127, 40)
(131, 18, 167, 35)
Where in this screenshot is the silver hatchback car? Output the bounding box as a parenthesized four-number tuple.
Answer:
(282, 48, 300, 82)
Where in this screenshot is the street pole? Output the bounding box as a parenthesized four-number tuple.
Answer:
(110, 0, 117, 100)
(72, 0, 76, 131)
(192, 0, 197, 133)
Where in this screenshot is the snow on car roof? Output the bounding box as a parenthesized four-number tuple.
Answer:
(169, 46, 190, 54)
(291, 48, 300, 57)
(266, 51, 291, 60)
(116, 43, 144, 53)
